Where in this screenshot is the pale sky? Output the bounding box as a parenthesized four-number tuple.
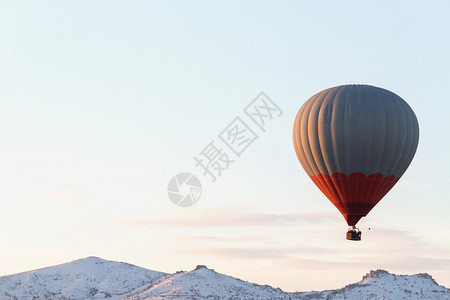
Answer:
(1, 0, 449, 292)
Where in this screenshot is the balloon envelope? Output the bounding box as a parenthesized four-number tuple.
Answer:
(293, 85, 419, 226)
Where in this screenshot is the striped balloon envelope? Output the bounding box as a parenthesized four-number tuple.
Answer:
(293, 85, 419, 227)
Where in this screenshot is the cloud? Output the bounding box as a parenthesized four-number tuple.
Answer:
(360, 227, 450, 258)
(115, 207, 450, 285)
(167, 234, 268, 244)
(275, 254, 450, 273)
(275, 257, 368, 270)
(363, 227, 420, 247)
(176, 247, 288, 260)
(30, 189, 81, 206)
(384, 256, 450, 272)
(162, 225, 450, 275)
(170, 244, 337, 261)
(117, 207, 341, 228)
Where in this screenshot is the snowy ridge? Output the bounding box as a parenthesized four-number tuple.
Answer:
(0, 258, 448, 299)
(0, 257, 167, 299)
(124, 265, 291, 299)
(314, 269, 449, 300)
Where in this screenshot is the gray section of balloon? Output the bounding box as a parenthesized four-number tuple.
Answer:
(293, 85, 419, 178)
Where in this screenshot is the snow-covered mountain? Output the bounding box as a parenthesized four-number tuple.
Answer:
(0, 257, 448, 300)
(308, 270, 450, 300)
(0, 257, 167, 299)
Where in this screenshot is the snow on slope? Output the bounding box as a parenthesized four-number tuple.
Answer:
(0, 257, 167, 300)
(0, 258, 449, 300)
(126, 265, 291, 299)
(314, 269, 450, 300)
(126, 266, 449, 300)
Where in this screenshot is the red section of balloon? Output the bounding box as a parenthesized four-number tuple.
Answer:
(293, 85, 419, 227)
(310, 173, 400, 226)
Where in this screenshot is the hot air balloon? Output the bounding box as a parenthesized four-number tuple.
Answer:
(293, 85, 419, 240)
